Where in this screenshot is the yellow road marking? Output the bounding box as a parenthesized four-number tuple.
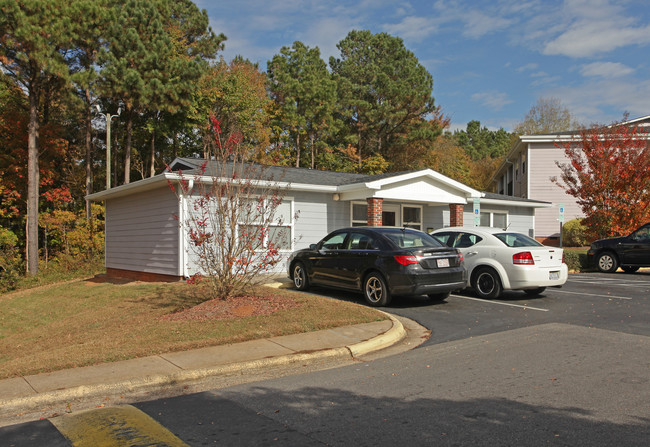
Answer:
(50, 405, 188, 447)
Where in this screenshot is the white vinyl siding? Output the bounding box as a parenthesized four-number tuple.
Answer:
(528, 143, 584, 238)
(105, 186, 180, 276)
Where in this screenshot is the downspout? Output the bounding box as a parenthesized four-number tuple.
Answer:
(178, 178, 194, 279)
(525, 143, 531, 199)
(178, 182, 185, 278)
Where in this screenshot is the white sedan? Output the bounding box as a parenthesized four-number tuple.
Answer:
(431, 227, 568, 299)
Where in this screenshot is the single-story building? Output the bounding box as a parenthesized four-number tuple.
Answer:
(87, 157, 552, 281)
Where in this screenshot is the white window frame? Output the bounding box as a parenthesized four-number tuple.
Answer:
(479, 209, 509, 229)
(237, 195, 294, 252)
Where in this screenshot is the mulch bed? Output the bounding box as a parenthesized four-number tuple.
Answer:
(158, 294, 301, 322)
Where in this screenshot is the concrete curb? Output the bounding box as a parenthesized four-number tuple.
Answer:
(348, 311, 406, 357)
(0, 314, 405, 418)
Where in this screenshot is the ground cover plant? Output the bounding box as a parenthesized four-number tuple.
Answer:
(0, 278, 385, 380)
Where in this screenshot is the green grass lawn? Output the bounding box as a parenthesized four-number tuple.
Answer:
(0, 277, 384, 379)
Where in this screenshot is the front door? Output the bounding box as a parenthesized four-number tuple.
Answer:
(382, 204, 400, 227)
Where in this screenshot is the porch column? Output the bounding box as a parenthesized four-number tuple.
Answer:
(367, 197, 383, 226)
(449, 203, 464, 227)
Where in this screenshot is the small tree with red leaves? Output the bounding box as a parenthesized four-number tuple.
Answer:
(553, 119, 650, 240)
(172, 117, 294, 299)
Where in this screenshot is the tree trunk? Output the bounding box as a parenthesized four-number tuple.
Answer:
(124, 108, 132, 184)
(311, 133, 315, 169)
(27, 89, 40, 275)
(149, 129, 155, 177)
(357, 128, 362, 169)
(84, 89, 92, 219)
(295, 133, 300, 167)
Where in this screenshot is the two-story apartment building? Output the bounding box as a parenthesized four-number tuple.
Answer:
(492, 115, 650, 244)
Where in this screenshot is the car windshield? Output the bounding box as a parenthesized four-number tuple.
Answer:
(494, 232, 543, 248)
(382, 230, 444, 249)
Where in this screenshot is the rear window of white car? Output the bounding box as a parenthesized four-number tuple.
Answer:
(384, 231, 443, 249)
(495, 233, 543, 248)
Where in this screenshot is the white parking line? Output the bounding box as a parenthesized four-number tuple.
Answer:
(570, 276, 621, 281)
(451, 294, 549, 311)
(551, 289, 632, 300)
(568, 281, 650, 289)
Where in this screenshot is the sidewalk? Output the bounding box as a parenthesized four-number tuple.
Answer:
(0, 306, 406, 423)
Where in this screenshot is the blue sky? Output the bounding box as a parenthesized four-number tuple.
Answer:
(197, 0, 650, 132)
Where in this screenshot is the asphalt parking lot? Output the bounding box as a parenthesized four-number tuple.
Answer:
(385, 271, 650, 345)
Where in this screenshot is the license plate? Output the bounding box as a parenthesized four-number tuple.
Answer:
(437, 258, 450, 268)
(549, 271, 560, 280)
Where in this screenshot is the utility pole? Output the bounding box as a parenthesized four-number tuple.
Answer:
(95, 105, 121, 189)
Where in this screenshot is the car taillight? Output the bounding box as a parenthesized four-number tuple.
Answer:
(513, 251, 535, 265)
(395, 255, 421, 266)
(562, 251, 565, 263)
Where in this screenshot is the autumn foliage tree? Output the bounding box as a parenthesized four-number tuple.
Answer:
(554, 119, 650, 240)
(172, 117, 292, 299)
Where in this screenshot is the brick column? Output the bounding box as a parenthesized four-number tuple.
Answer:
(367, 198, 383, 226)
(449, 203, 464, 227)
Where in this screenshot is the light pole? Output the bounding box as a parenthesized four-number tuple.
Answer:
(95, 105, 121, 189)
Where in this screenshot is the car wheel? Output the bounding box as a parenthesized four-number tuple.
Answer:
(597, 252, 619, 273)
(622, 266, 640, 273)
(363, 272, 391, 307)
(523, 287, 546, 296)
(292, 262, 309, 290)
(428, 292, 450, 301)
(472, 267, 503, 299)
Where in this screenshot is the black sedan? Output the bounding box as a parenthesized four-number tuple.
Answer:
(587, 222, 650, 273)
(287, 227, 466, 306)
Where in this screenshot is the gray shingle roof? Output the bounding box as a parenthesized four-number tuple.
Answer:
(170, 157, 411, 187)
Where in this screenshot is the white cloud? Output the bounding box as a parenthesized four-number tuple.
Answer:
(543, 79, 650, 124)
(471, 91, 513, 111)
(543, 22, 650, 57)
(462, 11, 512, 38)
(541, 0, 650, 57)
(516, 63, 539, 72)
(579, 62, 635, 78)
(382, 16, 439, 42)
(297, 17, 358, 62)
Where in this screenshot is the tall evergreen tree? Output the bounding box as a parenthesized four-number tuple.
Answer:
(67, 1, 111, 216)
(453, 121, 512, 161)
(330, 30, 436, 168)
(98, 0, 224, 184)
(0, 0, 74, 274)
(268, 41, 336, 168)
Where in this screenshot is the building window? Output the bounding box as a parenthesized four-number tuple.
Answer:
(351, 202, 368, 226)
(522, 153, 526, 174)
(479, 211, 508, 229)
(403, 206, 422, 230)
(238, 197, 294, 251)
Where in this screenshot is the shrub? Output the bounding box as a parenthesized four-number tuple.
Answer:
(0, 227, 24, 292)
(563, 248, 590, 272)
(563, 218, 588, 247)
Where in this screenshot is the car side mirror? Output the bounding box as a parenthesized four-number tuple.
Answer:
(309, 243, 317, 250)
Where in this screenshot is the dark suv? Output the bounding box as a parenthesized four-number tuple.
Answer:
(587, 223, 650, 273)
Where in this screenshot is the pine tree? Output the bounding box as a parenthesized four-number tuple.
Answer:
(0, 0, 74, 274)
